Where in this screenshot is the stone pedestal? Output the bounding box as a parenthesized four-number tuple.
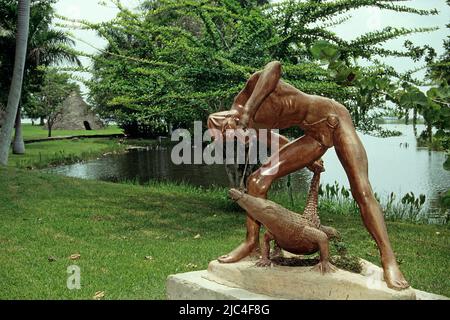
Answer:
(166, 258, 449, 300)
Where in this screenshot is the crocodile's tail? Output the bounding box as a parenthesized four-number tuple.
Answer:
(302, 159, 324, 228)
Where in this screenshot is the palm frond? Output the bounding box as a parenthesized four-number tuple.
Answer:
(26, 28, 80, 66)
(32, 44, 82, 67)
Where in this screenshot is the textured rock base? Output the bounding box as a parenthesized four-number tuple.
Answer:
(166, 258, 449, 300)
(166, 270, 277, 300)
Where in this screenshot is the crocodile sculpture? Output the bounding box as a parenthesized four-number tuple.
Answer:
(228, 159, 339, 273)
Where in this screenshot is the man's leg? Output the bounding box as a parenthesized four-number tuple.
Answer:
(218, 135, 327, 263)
(334, 121, 409, 290)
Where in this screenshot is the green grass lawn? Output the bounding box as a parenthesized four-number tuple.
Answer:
(0, 167, 449, 299)
(20, 123, 123, 141)
(1, 137, 449, 299)
(8, 138, 127, 169)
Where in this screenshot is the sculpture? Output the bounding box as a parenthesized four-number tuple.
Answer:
(229, 159, 339, 273)
(208, 61, 409, 290)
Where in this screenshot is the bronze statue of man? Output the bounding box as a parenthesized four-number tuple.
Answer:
(207, 61, 409, 290)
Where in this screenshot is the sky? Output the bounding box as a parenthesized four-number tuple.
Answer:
(52, 0, 450, 95)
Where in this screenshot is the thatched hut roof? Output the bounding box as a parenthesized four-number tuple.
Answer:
(50, 91, 103, 130)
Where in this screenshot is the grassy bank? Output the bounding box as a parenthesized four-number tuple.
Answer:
(9, 125, 158, 169)
(1, 137, 449, 299)
(0, 167, 449, 299)
(8, 124, 127, 169)
(8, 138, 128, 169)
(20, 124, 123, 140)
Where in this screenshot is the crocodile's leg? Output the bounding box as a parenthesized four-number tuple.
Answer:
(256, 231, 274, 267)
(304, 226, 337, 274)
(320, 225, 340, 240)
(271, 241, 283, 259)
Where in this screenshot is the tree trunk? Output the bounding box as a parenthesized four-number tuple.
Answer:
(427, 122, 432, 144)
(39, 116, 44, 126)
(225, 164, 239, 187)
(354, 108, 359, 127)
(0, 0, 30, 166)
(48, 122, 52, 138)
(12, 107, 25, 154)
(412, 107, 418, 137)
(223, 142, 255, 189)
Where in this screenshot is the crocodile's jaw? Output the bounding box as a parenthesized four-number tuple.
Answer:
(236, 195, 268, 214)
(228, 188, 244, 201)
(236, 196, 279, 227)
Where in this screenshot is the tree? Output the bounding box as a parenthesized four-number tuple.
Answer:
(386, 0, 450, 147)
(70, 0, 437, 137)
(0, 0, 81, 154)
(425, 0, 450, 139)
(31, 69, 79, 137)
(427, 1, 450, 84)
(0, 0, 30, 166)
(424, 5, 450, 209)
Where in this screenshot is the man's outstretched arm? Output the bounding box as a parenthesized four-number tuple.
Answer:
(239, 61, 282, 128)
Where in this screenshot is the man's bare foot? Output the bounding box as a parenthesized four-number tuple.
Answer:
(218, 241, 259, 263)
(311, 260, 337, 274)
(382, 260, 410, 290)
(255, 258, 272, 267)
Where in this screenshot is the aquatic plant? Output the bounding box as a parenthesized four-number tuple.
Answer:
(317, 182, 432, 224)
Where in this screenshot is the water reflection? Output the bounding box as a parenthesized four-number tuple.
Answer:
(46, 124, 449, 210)
(320, 124, 449, 209)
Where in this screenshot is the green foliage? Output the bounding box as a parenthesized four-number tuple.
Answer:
(330, 253, 362, 274)
(31, 69, 79, 136)
(9, 138, 126, 169)
(427, 3, 450, 85)
(421, 5, 450, 207)
(398, 86, 428, 110)
(312, 34, 448, 137)
(0, 0, 80, 118)
(71, 0, 439, 137)
(396, 83, 449, 131)
(84, 0, 279, 136)
(317, 182, 428, 223)
(440, 189, 450, 209)
(18, 123, 123, 141)
(417, 1, 450, 153)
(444, 154, 450, 171)
(310, 40, 340, 62)
(1, 167, 449, 298)
(401, 192, 426, 211)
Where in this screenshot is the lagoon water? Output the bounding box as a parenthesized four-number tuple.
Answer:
(47, 124, 449, 210)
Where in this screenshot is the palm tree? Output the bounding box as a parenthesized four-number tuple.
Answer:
(0, 0, 30, 165)
(13, 28, 81, 154)
(0, 1, 81, 155)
